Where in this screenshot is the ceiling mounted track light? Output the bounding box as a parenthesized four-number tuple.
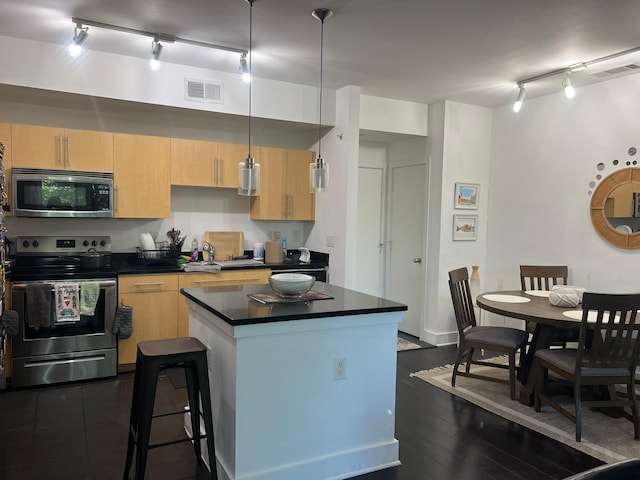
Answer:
(68, 23, 89, 57)
(239, 52, 251, 83)
(310, 7, 333, 194)
(512, 84, 525, 113)
(238, 0, 260, 196)
(562, 71, 575, 99)
(150, 38, 163, 71)
(512, 44, 640, 113)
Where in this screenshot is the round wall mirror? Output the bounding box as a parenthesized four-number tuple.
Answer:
(590, 167, 640, 249)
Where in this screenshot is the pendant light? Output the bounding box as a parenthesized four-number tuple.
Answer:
(310, 8, 333, 193)
(238, 0, 260, 196)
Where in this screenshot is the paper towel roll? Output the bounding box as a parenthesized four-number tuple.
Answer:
(265, 241, 283, 264)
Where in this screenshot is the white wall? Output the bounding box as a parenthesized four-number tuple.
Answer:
(487, 73, 640, 296)
(360, 95, 428, 136)
(425, 101, 492, 345)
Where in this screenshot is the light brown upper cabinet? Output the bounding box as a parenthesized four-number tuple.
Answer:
(113, 133, 171, 218)
(170, 138, 245, 188)
(250, 147, 316, 220)
(0, 123, 11, 215)
(11, 124, 113, 172)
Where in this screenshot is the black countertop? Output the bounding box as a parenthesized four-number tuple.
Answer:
(180, 282, 407, 326)
(111, 250, 328, 275)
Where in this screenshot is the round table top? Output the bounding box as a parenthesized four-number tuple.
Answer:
(476, 290, 582, 327)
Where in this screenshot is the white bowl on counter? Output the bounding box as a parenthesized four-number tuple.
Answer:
(269, 273, 315, 297)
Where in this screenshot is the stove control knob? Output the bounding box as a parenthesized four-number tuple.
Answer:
(100, 240, 107, 247)
(22, 240, 29, 248)
(91, 240, 98, 247)
(83, 240, 90, 247)
(32, 240, 39, 248)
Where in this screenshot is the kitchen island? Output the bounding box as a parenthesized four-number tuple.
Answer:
(181, 282, 407, 480)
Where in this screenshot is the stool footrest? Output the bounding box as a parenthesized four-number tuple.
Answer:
(149, 435, 210, 450)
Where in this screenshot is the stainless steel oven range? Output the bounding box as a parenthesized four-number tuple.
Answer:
(10, 235, 117, 388)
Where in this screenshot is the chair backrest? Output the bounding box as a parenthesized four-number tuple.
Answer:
(448, 267, 476, 333)
(577, 292, 640, 372)
(520, 265, 568, 290)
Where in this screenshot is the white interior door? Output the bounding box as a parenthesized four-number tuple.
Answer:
(355, 167, 385, 296)
(386, 163, 426, 337)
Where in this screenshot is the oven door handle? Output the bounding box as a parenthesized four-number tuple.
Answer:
(11, 279, 117, 290)
(275, 268, 326, 273)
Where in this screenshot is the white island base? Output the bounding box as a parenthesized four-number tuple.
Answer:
(184, 296, 403, 480)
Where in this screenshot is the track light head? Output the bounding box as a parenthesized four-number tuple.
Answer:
(513, 85, 525, 113)
(68, 24, 89, 57)
(563, 71, 576, 99)
(150, 39, 163, 71)
(240, 53, 251, 83)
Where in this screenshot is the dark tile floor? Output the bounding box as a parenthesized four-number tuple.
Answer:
(0, 341, 601, 480)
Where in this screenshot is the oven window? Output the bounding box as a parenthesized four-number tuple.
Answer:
(24, 289, 107, 339)
(17, 180, 94, 211)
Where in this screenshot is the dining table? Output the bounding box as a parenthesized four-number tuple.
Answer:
(476, 290, 584, 406)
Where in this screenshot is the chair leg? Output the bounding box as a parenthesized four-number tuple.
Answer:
(575, 382, 582, 442)
(534, 362, 544, 412)
(465, 348, 475, 373)
(195, 357, 218, 480)
(185, 362, 202, 461)
(628, 382, 640, 440)
(124, 357, 142, 479)
(451, 343, 465, 387)
(508, 352, 516, 400)
(135, 360, 161, 480)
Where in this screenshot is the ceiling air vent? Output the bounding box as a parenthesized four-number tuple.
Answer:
(588, 63, 640, 78)
(184, 78, 223, 103)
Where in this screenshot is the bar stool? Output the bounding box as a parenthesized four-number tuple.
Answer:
(123, 337, 217, 480)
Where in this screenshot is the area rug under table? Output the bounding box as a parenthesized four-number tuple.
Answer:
(411, 360, 640, 463)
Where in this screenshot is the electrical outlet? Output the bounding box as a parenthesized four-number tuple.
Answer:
(326, 234, 335, 248)
(334, 357, 346, 380)
(273, 231, 281, 240)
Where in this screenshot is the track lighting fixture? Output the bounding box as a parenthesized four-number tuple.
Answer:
(512, 45, 640, 112)
(562, 71, 575, 99)
(238, 0, 260, 196)
(150, 39, 163, 71)
(68, 24, 89, 57)
(240, 53, 251, 83)
(310, 8, 333, 194)
(512, 85, 525, 113)
(68, 16, 247, 72)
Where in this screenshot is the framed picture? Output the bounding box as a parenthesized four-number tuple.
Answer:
(453, 214, 478, 241)
(454, 182, 479, 209)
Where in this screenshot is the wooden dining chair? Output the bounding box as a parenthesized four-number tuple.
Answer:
(520, 264, 578, 348)
(519, 265, 568, 291)
(448, 267, 528, 400)
(534, 292, 640, 442)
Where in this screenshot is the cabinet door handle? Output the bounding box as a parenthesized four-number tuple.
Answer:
(132, 282, 165, 286)
(282, 194, 287, 217)
(288, 194, 293, 217)
(65, 135, 70, 167)
(195, 277, 262, 284)
(58, 135, 64, 166)
(217, 157, 223, 185)
(114, 186, 118, 214)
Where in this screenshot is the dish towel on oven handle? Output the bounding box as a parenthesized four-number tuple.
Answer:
(54, 283, 81, 323)
(25, 283, 53, 328)
(80, 281, 100, 316)
(113, 304, 133, 339)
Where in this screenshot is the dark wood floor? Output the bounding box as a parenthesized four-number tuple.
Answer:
(0, 342, 602, 480)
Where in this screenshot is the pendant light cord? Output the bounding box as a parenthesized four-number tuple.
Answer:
(317, 16, 324, 161)
(247, 0, 253, 160)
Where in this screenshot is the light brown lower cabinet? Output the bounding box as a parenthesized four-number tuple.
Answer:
(117, 274, 179, 367)
(177, 269, 271, 336)
(117, 270, 271, 368)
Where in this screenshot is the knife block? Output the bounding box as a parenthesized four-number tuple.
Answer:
(264, 241, 284, 264)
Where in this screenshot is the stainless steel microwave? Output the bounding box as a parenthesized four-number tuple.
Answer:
(12, 168, 113, 218)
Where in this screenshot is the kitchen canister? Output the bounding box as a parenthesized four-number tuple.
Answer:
(253, 242, 265, 260)
(264, 241, 284, 264)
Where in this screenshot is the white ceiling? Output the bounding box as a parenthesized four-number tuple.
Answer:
(3, 0, 640, 108)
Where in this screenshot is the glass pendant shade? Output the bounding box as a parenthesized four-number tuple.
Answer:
(238, 156, 260, 196)
(310, 158, 329, 193)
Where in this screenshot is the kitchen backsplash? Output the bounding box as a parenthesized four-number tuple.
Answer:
(5, 186, 313, 254)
